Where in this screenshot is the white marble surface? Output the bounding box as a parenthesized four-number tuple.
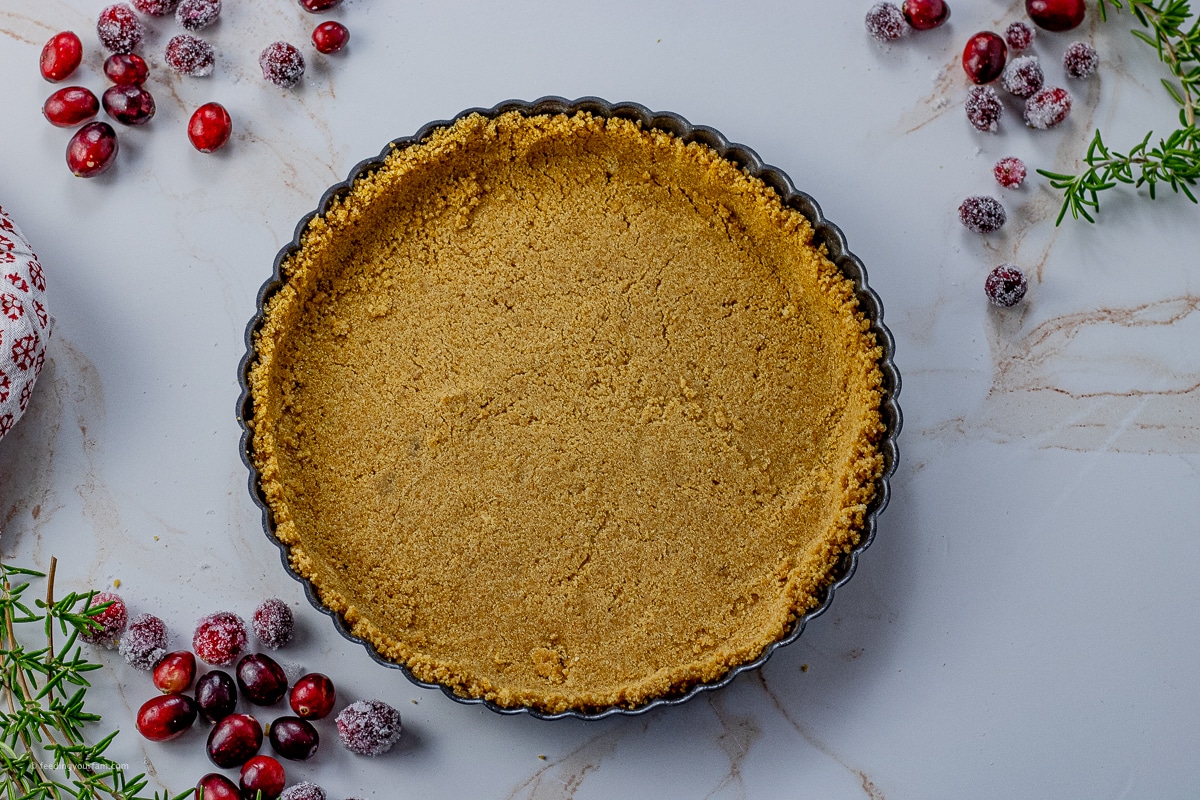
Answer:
(3, 0, 1200, 797)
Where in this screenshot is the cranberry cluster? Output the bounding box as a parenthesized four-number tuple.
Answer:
(82, 592, 400, 799)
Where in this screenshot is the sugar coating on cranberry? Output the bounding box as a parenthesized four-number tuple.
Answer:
(97, 4, 144, 53)
(1005, 20, 1035, 51)
(993, 157, 1027, 189)
(965, 85, 1002, 133)
(1001, 55, 1044, 98)
(131, 0, 178, 15)
(280, 781, 327, 800)
(80, 591, 128, 647)
(176, 0, 221, 31)
(119, 613, 169, 670)
(986, 264, 1028, 307)
(1063, 41, 1098, 79)
(1024, 86, 1072, 129)
(165, 33, 215, 76)
(958, 195, 1007, 234)
(193, 611, 248, 665)
(336, 700, 402, 756)
(865, 2, 908, 42)
(251, 598, 295, 649)
(260, 41, 305, 87)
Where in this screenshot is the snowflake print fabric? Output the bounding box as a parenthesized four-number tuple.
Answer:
(0, 205, 51, 441)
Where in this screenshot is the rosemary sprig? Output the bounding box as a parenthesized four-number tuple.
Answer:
(1039, 0, 1200, 223)
(0, 555, 191, 800)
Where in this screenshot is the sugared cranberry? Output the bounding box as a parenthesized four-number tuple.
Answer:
(236, 653, 288, 705)
(1001, 55, 1044, 98)
(1026, 0, 1084, 31)
(299, 0, 342, 11)
(104, 53, 149, 85)
(252, 598, 294, 649)
(176, 0, 221, 31)
(965, 85, 1002, 132)
(96, 4, 144, 53)
(67, 121, 119, 178)
(1024, 86, 1072, 129)
(195, 669, 239, 722)
(1005, 21, 1035, 51)
(260, 41, 305, 87)
(993, 157, 1027, 189)
(289, 674, 335, 720)
(165, 33, 215, 77)
(1063, 41, 1098, 79)
(985, 265, 1028, 307)
(240, 755, 286, 800)
(865, 2, 908, 42)
(188, 102, 232, 152)
(268, 716, 320, 761)
(153, 650, 197, 693)
(132, 0, 178, 15)
(102, 84, 155, 125)
(958, 195, 1007, 234)
(901, 0, 949, 31)
(79, 590, 126, 645)
(40, 32, 83, 82)
(279, 782, 326, 800)
(196, 774, 241, 800)
(194, 611, 248, 665)
(962, 31, 1007, 85)
(312, 21, 350, 54)
(119, 613, 168, 670)
(335, 700, 402, 757)
(207, 713, 263, 768)
(136, 693, 198, 741)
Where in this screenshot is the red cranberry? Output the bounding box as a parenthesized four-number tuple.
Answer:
(132, 0, 179, 14)
(279, 782, 326, 800)
(136, 693, 198, 741)
(1024, 86, 1072, 129)
(268, 716, 320, 761)
(240, 755, 286, 800)
(335, 700, 401, 756)
(1004, 20, 1035, 51)
(260, 41, 305, 87)
(103, 84, 156, 125)
(289, 673, 335, 720)
(196, 774, 241, 800)
(312, 21, 350, 54)
(901, 0, 949, 31)
(165, 33, 215, 77)
(865, 2, 908, 42)
(195, 669, 239, 722)
(207, 713, 263, 768)
(44, 87, 99, 127)
(958, 195, 1007, 234)
(119, 613, 168, 670)
(236, 653, 288, 705)
(299, 0, 342, 11)
(177, 0, 222, 31)
(67, 122, 119, 178)
(993, 156, 1027, 189)
(1026, 0, 1084, 31)
(964, 85, 1002, 132)
(1001, 55, 1044, 98)
(97, 4, 144, 53)
(188, 102, 232, 152)
(252, 598, 294, 649)
(985, 265, 1028, 307)
(962, 31, 1007, 85)
(194, 611, 248, 665)
(1063, 41, 1098, 79)
(154, 650, 197, 693)
(40, 32, 83, 82)
(104, 53, 149, 85)
(80, 590, 127, 646)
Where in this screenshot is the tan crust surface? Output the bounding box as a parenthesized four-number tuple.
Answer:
(249, 111, 886, 714)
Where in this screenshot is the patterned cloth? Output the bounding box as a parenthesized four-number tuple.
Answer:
(0, 204, 51, 441)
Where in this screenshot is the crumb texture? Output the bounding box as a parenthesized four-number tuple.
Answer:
(249, 111, 885, 713)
